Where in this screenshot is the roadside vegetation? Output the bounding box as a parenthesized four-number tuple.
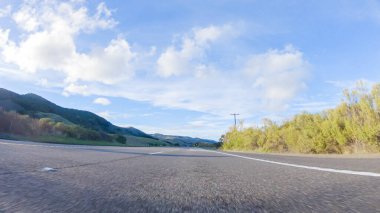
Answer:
(193, 141, 223, 149)
(222, 82, 380, 154)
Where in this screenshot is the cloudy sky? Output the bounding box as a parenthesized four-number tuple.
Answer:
(1, 0, 380, 140)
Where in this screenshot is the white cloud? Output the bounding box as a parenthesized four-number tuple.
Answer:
(12, 3, 39, 32)
(0, 5, 11, 18)
(157, 25, 235, 77)
(0, 29, 9, 47)
(93, 97, 111, 106)
(11, 1, 116, 33)
(244, 45, 309, 110)
(65, 38, 136, 84)
(1, 0, 132, 84)
(63, 83, 90, 96)
(2, 30, 75, 72)
(36, 78, 49, 87)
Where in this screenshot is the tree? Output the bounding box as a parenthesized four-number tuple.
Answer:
(115, 135, 127, 144)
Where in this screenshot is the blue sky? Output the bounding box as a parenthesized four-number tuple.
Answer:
(1, 0, 380, 139)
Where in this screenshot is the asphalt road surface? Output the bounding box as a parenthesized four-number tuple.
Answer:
(1, 139, 380, 212)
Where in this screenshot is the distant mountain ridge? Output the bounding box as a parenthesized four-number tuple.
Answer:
(152, 133, 217, 147)
(0, 88, 152, 138)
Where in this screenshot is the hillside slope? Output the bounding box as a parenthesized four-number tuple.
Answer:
(0, 88, 152, 139)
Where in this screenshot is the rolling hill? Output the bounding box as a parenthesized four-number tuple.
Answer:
(0, 88, 218, 147)
(0, 88, 152, 139)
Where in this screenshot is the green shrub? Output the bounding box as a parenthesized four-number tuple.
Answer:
(222, 82, 380, 154)
(115, 135, 127, 144)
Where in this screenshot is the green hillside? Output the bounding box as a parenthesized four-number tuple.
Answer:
(0, 88, 153, 138)
(0, 88, 172, 146)
(0, 88, 219, 147)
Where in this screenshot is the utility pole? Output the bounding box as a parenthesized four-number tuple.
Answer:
(231, 113, 239, 128)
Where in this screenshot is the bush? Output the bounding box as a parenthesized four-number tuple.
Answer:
(115, 135, 127, 144)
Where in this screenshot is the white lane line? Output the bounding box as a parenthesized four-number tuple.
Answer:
(149, 151, 164, 155)
(0, 141, 176, 156)
(41, 167, 58, 172)
(0, 141, 88, 148)
(0, 141, 41, 146)
(202, 150, 380, 177)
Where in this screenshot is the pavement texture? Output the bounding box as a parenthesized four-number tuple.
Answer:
(1, 139, 380, 213)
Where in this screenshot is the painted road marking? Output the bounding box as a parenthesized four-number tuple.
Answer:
(203, 150, 380, 177)
(149, 151, 164, 155)
(41, 167, 58, 172)
(0, 140, 174, 155)
(0, 141, 89, 148)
